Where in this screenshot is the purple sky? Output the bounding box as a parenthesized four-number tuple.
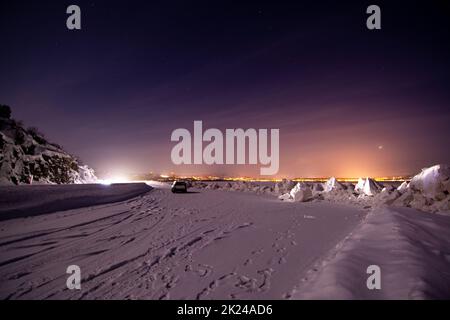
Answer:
(1, 1, 450, 178)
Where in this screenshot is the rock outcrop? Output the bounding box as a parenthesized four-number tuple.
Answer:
(0, 107, 97, 185)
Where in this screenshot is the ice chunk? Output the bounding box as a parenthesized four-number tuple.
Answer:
(290, 182, 313, 202)
(323, 177, 345, 192)
(354, 178, 383, 196)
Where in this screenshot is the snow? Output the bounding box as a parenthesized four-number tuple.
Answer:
(0, 185, 364, 299)
(1, 117, 97, 185)
(374, 187, 401, 206)
(278, 193, 291, 201)
(0, 183, 152, 221)
(72, 165, 98, 184)
(290, 183, 313, 202)
(192, 180, 276, 195)
(274, 179, 296, 195)
(409, 164, 450, 200)
(385, 165, 450, 213)
(275, 182, 313, 202)
(0, 164, 449, 299)
(354, 178, 383, 196)
(323, 177, 345, 193)
(312, 183, 324, 193)
(397, 181, 409, 193)
(292, 206, 450, 299)
(354, 178, 365, 194)
(273, 164, 449, 214)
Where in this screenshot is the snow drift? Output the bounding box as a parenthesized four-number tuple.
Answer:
(292, 206, 450, 299)
(0, 183, 152, 221)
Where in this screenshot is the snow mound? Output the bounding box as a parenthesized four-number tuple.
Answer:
(274, 179, 296, 195)
(323, 177, 345, 193)
(383, 165, 450, 213)
(387, 164, 450, 213)
(292, 206, 450, 299)
(381, 184, 395, 193)
(205, 182, 220, 190)
(409, 164, 450, 201)
(312, 183, 324, 193)
(0, 183, 152, 221)
(276, 182, 314, 202)
(354, 178, 384, 196)
(222, 182, 232, 190)
(190, 165, 450, 213)
(397, 181, 409, 193)
(374, 186, 401, 206)
(290, 182, 313, 202)
(190, 181, 275, 195)
(278, 193, 291, 201)
(191, 181, 207, 189)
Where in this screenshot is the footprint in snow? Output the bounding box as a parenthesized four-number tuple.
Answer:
(243, 258, 252, 266)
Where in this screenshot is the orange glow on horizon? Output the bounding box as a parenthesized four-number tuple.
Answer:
(150, 174, 410, 183)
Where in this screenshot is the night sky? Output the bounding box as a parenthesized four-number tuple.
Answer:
(1, 0, 450, 178)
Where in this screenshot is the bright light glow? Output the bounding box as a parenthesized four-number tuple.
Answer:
(99, 175, 129, 185)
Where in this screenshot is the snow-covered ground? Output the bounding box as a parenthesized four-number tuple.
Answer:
(0, 185, 364, 299)
(0, 163, 449, 300)
(292, 206, 450, 299)
(0, 183, 152, 221)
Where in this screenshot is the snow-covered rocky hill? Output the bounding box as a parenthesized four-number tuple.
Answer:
(0, 105, 97, 185)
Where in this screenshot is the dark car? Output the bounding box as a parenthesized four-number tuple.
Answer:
(171, 181, 188, 193)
